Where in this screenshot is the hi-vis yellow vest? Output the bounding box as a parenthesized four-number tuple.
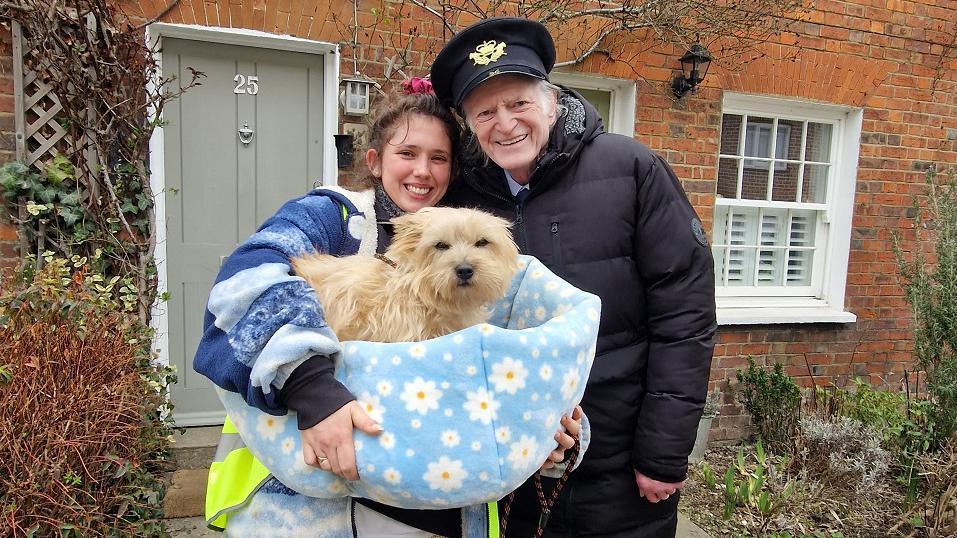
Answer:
(204, 417, 271, 530)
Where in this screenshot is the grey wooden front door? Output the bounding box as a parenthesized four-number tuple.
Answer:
(162, 37, 326, 426)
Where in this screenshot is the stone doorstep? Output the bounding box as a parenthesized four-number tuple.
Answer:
(165, 426, 221, 519)
(171, 426, 221, 469)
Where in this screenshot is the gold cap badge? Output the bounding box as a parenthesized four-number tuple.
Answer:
(469, 40, 508, 66)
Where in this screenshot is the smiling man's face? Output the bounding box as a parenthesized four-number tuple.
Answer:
(462, 75, 556, 184)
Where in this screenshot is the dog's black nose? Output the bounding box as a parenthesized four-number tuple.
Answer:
(455, 265, 474, 281)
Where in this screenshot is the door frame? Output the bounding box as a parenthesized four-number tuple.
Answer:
(146, 23, 340, 425)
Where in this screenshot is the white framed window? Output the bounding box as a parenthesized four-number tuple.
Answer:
(714, 93, 861, 325)
(549, 71, 636, 136)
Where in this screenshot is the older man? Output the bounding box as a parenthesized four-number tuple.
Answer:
(433, 17, 717, 537)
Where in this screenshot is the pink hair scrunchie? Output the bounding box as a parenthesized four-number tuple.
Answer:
(402, 77, 434, 95)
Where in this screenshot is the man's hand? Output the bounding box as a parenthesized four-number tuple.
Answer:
(300, 401, 383, 481)
(634, 470, 684, 503)
(541, 406, 583, 470)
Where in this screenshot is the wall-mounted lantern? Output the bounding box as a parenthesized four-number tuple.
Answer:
(341, 77, 374, 115)
(671, 44, 712, 98)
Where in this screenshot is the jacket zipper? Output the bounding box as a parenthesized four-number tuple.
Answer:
(550, 220, 563, 271)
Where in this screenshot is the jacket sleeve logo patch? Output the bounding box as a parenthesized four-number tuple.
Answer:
(469, 40, 508, 66)
(691, 217, 709, 247)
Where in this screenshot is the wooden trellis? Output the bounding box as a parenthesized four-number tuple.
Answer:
(12, 21, 71, 170)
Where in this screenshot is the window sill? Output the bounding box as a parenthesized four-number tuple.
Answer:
(716, 299, 857, 325)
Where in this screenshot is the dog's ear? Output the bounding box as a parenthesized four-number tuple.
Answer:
(386, 211, 430, 262)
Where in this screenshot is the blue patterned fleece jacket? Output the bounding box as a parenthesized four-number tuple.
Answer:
(192, 188, 367, 415)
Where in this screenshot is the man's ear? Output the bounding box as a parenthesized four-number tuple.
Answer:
(365, 148, 381, 177)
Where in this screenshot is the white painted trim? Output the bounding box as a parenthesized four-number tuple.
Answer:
(148, 23, 336, 55)
(146, 24, 170, 370)
(324, 44, 340, 185)
(145, 23, 339, 420)
(718, 306, 857, 325)
(716, 93, 863, 325)
(550, 71, 637, 136)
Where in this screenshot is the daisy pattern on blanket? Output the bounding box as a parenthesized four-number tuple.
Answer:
(219, 255, 601, 509)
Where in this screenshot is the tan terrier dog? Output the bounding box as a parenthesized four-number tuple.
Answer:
(292, 207, 520, 342)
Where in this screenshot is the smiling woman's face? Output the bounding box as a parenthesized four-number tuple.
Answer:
(462, 75, 556, 184)
(366, 113, 452, 213)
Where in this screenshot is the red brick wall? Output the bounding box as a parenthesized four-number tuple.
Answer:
(2, 0, 956, 439)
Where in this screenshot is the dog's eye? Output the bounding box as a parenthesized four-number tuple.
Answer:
(434, 241, 451, 251)
(474, 238, 489, 247)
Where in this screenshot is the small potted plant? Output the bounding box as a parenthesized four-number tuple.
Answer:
(689, 388, 721, 464)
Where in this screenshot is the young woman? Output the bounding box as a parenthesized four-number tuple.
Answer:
(195, 82, 584, 537)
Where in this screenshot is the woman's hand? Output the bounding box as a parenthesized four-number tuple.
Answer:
(541, 406, 583, 470)
(300, 401, 383, 481)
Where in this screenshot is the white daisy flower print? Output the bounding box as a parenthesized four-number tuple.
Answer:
(507, 435, 540, 471)
(444, 408, 454, 417)
(354, 439, 364, 451)
(423, 456, 468, 492)
(409, 343, 427, 358)
(530, 269, 543, 279)
(441, 429, 460, 448)
(379, 432, 396, 450)
(531, 348, 540, 359)
(552, 303, 572, 317)
(443, 352, 453, 362)
(490, 357, 528, 395)
(496, 426, 511, 443)
(535, 306, 546, 320)
(406, 449, 415, 457)
(327, 480, 347, 495)
(400, 377, 442, 415)
(256, 414, 283, 441)
(357, 392, 385, 423)
(463, 387, 500, 424)
(587, 308, 599, 321)
(392, 355, 402, 365)
(539, 364, 553, 381)
(562, 369, 581, 401)
(453, 334, 464, 344)
(545, 280, 559, 291)
(377, 380, 393, 397)
(471, 441, 482, 451)
(466, 365, 478, 376)
(280, 437, 295, 455)
(411, 418, 422, 429)
(383, 468, 402, 485)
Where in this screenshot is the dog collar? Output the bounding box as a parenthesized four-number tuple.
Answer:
(374, 253, 398, 268)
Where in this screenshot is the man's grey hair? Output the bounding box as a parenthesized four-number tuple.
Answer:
(462, 78, 568, 164)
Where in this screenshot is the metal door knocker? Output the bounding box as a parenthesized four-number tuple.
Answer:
(238, 121, 254, 145)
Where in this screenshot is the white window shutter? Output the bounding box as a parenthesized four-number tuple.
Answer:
(787, 214, 810, 285)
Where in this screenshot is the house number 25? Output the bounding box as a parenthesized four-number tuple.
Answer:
(233, 74, 259, 95)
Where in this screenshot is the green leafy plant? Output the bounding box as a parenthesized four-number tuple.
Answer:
(721, 440, 797, 532)
(894, 166, 957, 446)
(0, 254, 176, 535)
(737, 356, 802, 453)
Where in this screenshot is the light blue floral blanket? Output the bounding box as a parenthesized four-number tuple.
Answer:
(220, 255, 600, 509)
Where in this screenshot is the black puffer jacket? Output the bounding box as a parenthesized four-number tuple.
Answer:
(443, 90, 716, 535)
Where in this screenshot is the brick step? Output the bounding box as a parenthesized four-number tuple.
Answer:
(164, 426, 220, 519)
